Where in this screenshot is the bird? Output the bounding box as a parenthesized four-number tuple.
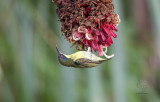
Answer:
(56, 46, 114, 68)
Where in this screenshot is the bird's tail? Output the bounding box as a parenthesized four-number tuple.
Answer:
(98, 57, 113, 63)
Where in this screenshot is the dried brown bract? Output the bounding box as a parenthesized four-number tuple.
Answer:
(53, 0, 120, 56)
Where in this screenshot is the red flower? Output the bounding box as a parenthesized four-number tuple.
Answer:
(53, 0, 120, 56)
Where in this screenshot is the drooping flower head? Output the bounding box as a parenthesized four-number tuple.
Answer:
(53, 0, 120, 56)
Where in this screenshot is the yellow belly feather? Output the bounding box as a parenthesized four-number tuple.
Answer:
(66, 51, 105, 61)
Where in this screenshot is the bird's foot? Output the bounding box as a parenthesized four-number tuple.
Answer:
(87, 47, 91, 53)
(104, 47, 108, 53)
(103, 52, 114, 59)
(103, 47, 114, 59)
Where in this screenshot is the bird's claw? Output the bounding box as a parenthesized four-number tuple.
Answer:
(87, 47, 114, 59)
(87, 47, 91, 53)
(103, 47, 114, 59)
(104, 47, 108, 53)
(103, 52, 114, 59)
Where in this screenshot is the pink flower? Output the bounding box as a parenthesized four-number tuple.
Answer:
(74, 23, 118, 56)
(53, 0, 120, 56)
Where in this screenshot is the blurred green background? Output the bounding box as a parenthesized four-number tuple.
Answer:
(0, 0, 160, 102)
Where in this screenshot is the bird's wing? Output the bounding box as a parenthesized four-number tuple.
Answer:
(75, 58, 92, 64)
(70, 51, 106, 61)
(75, 58, 107, 65)
(74, 58, 97, 68)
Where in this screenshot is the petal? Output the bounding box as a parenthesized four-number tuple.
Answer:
(85, 33, 92, 40)
(77, 32, 82, 38)
(95, 29, 100, 35)
(73, 32, 81, 41)
(111, 25, 118, 31)
(102, 26, 109, 35)
(107, 37, 113, 44)
(105, 24, 110, 28)
(92, 41, 99, 51)
(86, 7, 91, 12)
(98, 45, 104, 56)
(88, 28, 93, 33)
(91, 41, 97, 51)
(94, 33, 99, 42)
(106, 41, 111, 46)
(85, 39, 89, 46)
(103, 44, 109, 47)
(110, 30, 117, 38)
(72, 18, 77, 27)
(100, 31, 106, 41)
(78, 26, 88, 33)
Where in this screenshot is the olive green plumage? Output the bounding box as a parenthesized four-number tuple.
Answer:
(56, 46, 113, 68)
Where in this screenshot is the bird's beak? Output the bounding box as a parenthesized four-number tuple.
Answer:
(56, 45, 61, 55)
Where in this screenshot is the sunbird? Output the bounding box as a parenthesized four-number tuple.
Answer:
(56, 46, 114, 68)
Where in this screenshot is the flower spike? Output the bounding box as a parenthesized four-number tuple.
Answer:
(53, 0, 120, 57)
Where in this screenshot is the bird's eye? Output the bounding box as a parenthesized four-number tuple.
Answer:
(63, 57, 67, 61)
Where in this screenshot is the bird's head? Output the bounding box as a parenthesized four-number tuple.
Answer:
(56, 46, 74, 67)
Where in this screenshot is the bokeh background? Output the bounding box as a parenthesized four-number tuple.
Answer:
(0, 0, 160, 102)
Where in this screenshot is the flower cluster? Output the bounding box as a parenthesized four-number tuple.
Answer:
(53, 0, 120, 56)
